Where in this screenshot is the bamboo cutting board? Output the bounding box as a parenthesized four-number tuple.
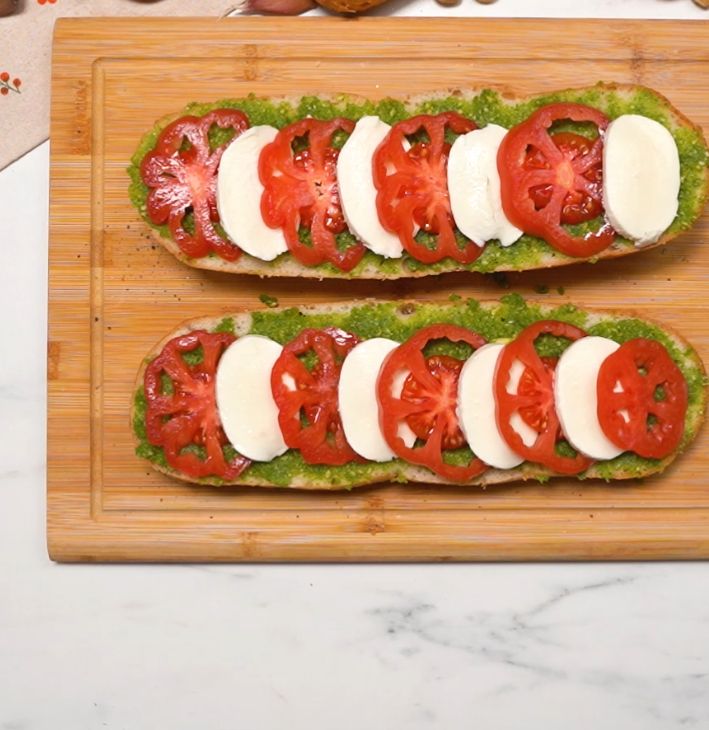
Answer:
(48, 17, 709, 562)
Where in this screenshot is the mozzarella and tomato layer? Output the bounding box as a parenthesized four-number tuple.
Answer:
(142, 320, 688, 482)
(140, 104, 681, 270)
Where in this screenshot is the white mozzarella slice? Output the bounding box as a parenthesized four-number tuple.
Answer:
(390, 369, 417, 449)
(506, 358, 525, 394)
(215, 335, 287, 462)
(602, 114, 680, 247)
(216, 126, 288, 261)
(337, 116, 404, 259)
(457, 344, 524, 470)
(505, 357, 539, 448)
(448, 124, 523, 248)
(339, 338, 402, 462)
(509, 412, 538, 448)
(554, 336, 624, 461)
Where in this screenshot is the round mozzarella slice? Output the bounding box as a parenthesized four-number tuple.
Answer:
(215, 335, 287, 462)
(602, 114, 680, 247)
(554, 336, 624, 461)
(448, 124, 523, 248)
(216, 126, 288, 261)
(457, 343, 524, 470)
(337, 116, 404, 259)
(339, 338, 404, 462)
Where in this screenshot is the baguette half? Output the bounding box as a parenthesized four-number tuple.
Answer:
(131, 297, 707, 489)
(128, 83, 709, 280)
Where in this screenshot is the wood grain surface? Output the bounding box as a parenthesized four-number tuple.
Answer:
(47, 17, 709, 562)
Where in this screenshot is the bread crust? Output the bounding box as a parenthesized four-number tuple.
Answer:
(131, 298, 707, 490)
(134, 83, 709, 280)
(315, 0, 388, 13)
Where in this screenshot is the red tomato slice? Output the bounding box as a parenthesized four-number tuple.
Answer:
(494, 320, 592, 474)
(144, 331, 250, 480)
(140, 109, 250, 261)
(597, 338, 688, 459)
(259, 118, 365, 272)
(527, 132, 605, 225)
(271, 327, 361, 465)
(498, 103, 615, 257)
(373, 113, 482, 265)
(401, 355, 467, 450)
(377, 324, 488, 481)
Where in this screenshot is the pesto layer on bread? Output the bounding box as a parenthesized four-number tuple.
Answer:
(132, 295, 707, 489)
(128, 83, 709, 280)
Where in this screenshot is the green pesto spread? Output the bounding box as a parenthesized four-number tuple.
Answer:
(132, 295, 707, 487)
(127, 85, 709, 277)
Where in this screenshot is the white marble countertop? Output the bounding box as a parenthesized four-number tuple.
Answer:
(2, 2, 709, 726)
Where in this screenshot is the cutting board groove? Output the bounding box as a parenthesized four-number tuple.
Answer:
(48, 17, 709, 562)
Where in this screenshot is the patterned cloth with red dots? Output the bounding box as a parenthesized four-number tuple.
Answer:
(0, 71, 22, 96)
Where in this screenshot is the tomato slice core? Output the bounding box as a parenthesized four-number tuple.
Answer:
(498, 103, 615, 257)
(271, 327, 361, 465)
(140, 109, 249, 261)
(597, 338, 688, 459)
(401, 355, 467, 450)
(494, 320, 592, 475)
(259, 118, 365, 272)
(527, 132, 605, 225)
(377, 324, 488, 481)
(143, 331, 250, 479)
(373, 112, 482, 265)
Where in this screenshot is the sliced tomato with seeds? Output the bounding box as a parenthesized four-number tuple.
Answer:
(494, 320, 592, 475)
(271, 327, 360, 465)
(401, 355, 467, 450)
(259, 118, 364, 272)
(141, 109, 249, 261)
(144, 330, 250, 480)
(373, 113, 482, 265)
(498, 103, 615, 257)
(377, 324, 488, 482)
(597, 338, 688, 459)
(527, 132, 605, 225)
(517, 355, 559, 432)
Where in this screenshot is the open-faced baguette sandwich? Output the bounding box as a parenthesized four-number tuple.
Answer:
(132, 296, 707, 489)
(128, 83, 709, 280)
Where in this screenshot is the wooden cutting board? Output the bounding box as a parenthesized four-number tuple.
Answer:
(47, 17, 709, 562)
